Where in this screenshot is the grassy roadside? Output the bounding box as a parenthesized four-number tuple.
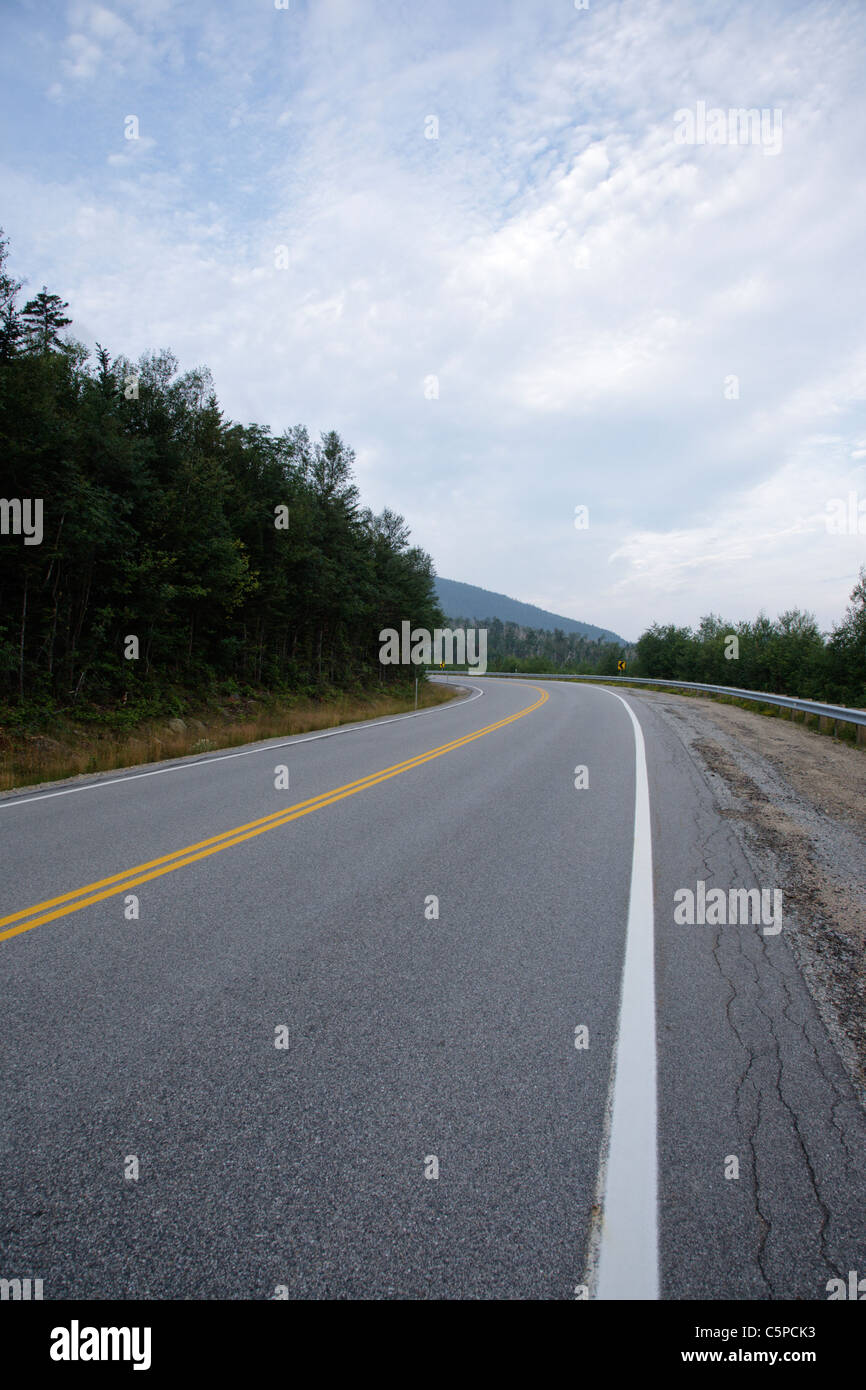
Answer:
(0, 681, 461, 794)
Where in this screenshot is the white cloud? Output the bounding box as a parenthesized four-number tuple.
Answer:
(8, 0, 866, 634)
(606, 450, 866, 630)
(52, 0, 184, 94)
(62, 32, 102, 80)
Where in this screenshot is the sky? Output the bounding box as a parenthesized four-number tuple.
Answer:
(2, 0, 865, 642)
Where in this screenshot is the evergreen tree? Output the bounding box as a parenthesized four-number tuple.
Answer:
(0, 233, 444, 709)
(0, 229, 23, 361)
(21, 286, 72, 354)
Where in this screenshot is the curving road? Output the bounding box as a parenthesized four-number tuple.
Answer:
(1, 676, 864, 1299)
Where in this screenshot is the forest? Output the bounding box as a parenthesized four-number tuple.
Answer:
(443, 615, 628, 675)
(0, 232, 443, 726)
(632, 599, 866, 706)
(2, 227, 864, 734)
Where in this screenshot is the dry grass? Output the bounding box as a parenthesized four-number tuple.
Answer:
(0, 682, 460, 794)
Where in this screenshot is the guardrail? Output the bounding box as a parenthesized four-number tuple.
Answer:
(427, 669, 866, 732)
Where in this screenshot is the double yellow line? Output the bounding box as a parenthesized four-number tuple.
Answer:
(0, 684, 548, 943)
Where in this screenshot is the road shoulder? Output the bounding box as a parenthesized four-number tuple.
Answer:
(633, 689, 866, 1110)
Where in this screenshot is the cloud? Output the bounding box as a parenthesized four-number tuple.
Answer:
(51, 0, 184, 94)
(59, 3, 138, 79)
(6, 0, 866, 634)
(606, 448, 866, 628)
(106, 135, 157, 167)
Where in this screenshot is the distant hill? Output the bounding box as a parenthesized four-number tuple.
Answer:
(434, 578, 628, 646)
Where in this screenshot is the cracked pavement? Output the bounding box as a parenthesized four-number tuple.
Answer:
(1, 676, 864, 1299)
(637, 687, 866, 1299)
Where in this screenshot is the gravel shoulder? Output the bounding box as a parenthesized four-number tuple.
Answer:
(631, 689, 866, 1108)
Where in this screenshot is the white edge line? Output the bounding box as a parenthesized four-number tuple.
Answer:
(589, 686, 659, 1300)
(0, 683, 484, 810)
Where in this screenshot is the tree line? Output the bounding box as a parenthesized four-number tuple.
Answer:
(449, 586, 866, 705)
(0, 231, 443, 719)
(443, 615, 628, 675)
(633, 595, 866, 706)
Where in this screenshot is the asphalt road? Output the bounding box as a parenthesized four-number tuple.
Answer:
(1, 676, 864, 1299)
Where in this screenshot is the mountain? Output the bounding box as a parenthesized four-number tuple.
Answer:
(433, 578, 629, 646)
